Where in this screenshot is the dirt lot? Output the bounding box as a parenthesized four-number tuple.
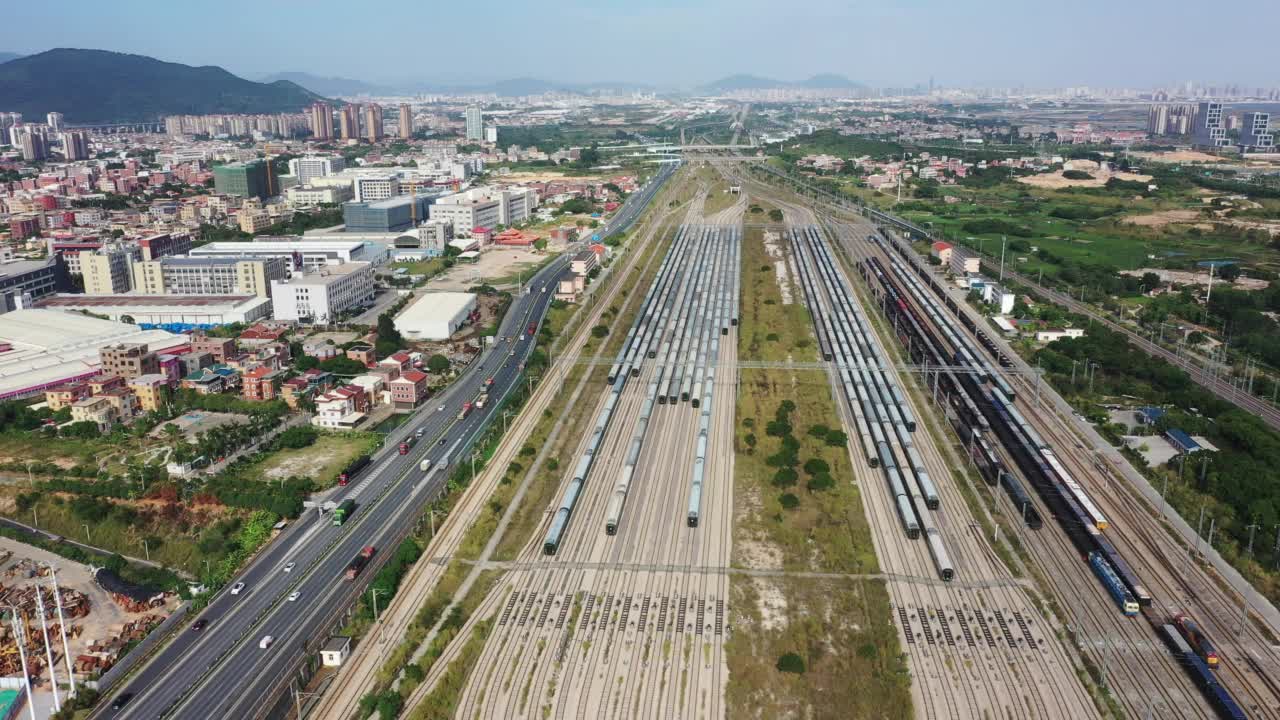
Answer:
(258, 434, 371, 482)
(148, 411, 249, 442)
(1129, 150, 1226, 164)
(1017, 169, 1152, 189)
(427, 248, 547, 291)
(1121, 267, 1271, 290)
(1120, 209, 1212, 228)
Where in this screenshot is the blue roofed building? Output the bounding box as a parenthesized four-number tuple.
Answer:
(1137, 406, 1166, 425)
(1165, 428, 1202, 454)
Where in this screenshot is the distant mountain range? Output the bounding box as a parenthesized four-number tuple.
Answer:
(257, 71, 388, 98)
(0, 49, 324, 124)
(0, 52, 23, 65)
(701, 73, 866, 92)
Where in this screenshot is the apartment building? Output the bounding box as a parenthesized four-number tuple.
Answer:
(99, 343, 159, 379)
(82, 245, 141, 294)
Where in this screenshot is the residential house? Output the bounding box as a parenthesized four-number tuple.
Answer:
(346, 344, 376, 366)
(238, 324, 288, 345)
(350, 375, 387, 406)
(389, 370, 429, 410)
(242, 366, 284, 401)
(69, 396, 117, 433)
(128, 374, 170, 413)
(189, 333, 236, 363)
(45, 383, 90, 411)
(311, 385, 369, 430)
(181, 365, 239, 395)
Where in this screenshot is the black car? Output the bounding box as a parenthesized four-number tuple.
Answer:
(112, 692, 134, 710)
(191, 618, 208, 632)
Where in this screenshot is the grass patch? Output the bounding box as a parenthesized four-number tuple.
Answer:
(724, 576, 910, 719)
(242, 432, 376, 486)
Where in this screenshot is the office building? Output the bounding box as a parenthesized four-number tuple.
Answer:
(286, 184, 354, 208)
(130, 256, 288, 297)
(213, 160, 274, 199)
(363, 104, 384, 142)
(310, 102, 334, 140)
(465, 105, 483, 141)
(1193, 102, 1230, 149)
(1240, 112, 1274, 151)
(428, 186, 536, 236)
(190, 238, 376, 270)
(81, 245, 141, 295)
(270, 262, 376, 322)
(484, 126, 498, 143)
(99, 343, 159, 380)
(62, 130, 90, 161)
(398, 104, 413, 139)
(288, 156, 346, 186)
(18, 130, 47, 161)
(339, 105, 360, 140)
(45, 112, 64, 133)
(353, 175, 400, 202)
(343, 195, 434, 232)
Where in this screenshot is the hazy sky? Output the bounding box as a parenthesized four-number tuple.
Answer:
(7, 0, 1278, 88)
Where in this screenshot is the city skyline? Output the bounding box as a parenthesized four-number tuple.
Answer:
(5, 0, 1279, 90)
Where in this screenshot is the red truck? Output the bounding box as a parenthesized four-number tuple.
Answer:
(398, 437, 415, 455)
(457, 401, 473, 420)
(526, 322, 537, 336)
(345, 546, 376, 581)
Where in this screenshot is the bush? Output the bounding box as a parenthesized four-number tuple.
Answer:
(771, 468, 798, 487)
(803, 458, 830, 476)
(768, 209, 784, 222)
(777, 652, 806, 674)
(779, 493, 800, 510)
(426, 354, 451, 373)
(591, 325, 609, 339)
(825, 430, 848, 447)
(807, 472, 835, 492)
(807, 424, 831, 439)
(1062, 170, 1094, 180)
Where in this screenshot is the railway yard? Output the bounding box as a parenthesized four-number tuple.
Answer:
(313, 159, 1280, 719)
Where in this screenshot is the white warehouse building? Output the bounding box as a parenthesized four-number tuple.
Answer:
(190, 238, 382, 273)
(395, 292, 477, 340)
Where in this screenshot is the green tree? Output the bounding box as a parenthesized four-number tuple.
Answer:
(591, 325, 609, 339)
(426, 354, 451, 373)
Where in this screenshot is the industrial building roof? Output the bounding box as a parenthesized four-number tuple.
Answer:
(0, 309, 187, 400)
(394, 292, 476, 339)
(38, 294, 259, 308)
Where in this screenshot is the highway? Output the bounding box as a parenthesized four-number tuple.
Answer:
(98, 162, 676, 720)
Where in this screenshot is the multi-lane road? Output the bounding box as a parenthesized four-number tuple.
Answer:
(98, 162, 676, 720)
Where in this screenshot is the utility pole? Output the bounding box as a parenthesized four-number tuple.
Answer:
(47, 567, 75, 697)
(34, 589, 60, 711)
(9, 610, 36, 720)
(999, 236, 1007, 283)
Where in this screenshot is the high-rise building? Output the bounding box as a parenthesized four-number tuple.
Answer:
(1240, 112, 1275, 151)
(1192, 102, 1230, 149)
(465, 105, 483, 141)
(17, 129, 47, 161)
(339, 105, 360, 140)
(363, 104, 384, 141)
(398, 104, 413, 139)
(484, 126, 498, 143)
(45, 112, 64, 133)
(213, 160, 274, 199)
(310, 102, 334, 140)
(288, 155, 346, 186)
(62, 130, 90, 161)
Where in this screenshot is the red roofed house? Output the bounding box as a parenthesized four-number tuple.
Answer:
(312, 385, 369, 430)
(379, 352, 413, 374)
(238, 324, 288, 345)
(930, 241, 953, 264)
(492, 228, 538, 247)
(389, 369, 429, 410)
(241, 366, 283, 401)
(471, 227, 493, 245)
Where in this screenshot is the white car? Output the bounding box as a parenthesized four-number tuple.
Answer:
(259, 635, 274, 649)
(287, 591, 301, 602)
(283, 562, 295, 573)
(438, 405, 446, 412)
(230, 582, 245, 595)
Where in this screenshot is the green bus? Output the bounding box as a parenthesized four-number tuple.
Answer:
(333, 499, 356, 526)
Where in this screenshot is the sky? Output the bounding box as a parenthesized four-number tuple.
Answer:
(6, 0, 1279, 89)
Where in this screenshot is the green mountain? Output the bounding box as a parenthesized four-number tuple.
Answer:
(0, 49, 324, 124)
(0, 52, 23, 65)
